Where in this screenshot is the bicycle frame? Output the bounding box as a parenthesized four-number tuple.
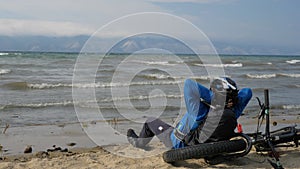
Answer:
(246, 89, 299, 169)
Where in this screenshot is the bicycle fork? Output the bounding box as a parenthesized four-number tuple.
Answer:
(264, 89, 283, 169)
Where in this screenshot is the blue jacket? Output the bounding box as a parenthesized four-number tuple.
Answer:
(170, 79, 252, 148)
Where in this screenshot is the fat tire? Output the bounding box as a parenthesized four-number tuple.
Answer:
(163, 139, 246, 163)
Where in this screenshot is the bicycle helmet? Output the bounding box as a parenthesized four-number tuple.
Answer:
(210, 77, 239, 107)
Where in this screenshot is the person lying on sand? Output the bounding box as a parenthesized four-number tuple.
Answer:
(127, 77, 252, 149)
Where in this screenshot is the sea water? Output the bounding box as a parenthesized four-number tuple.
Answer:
(0, 52, 299, 129)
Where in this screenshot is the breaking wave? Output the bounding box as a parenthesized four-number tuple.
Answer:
(286, 60, 300, 64)
(1, 101, 74, 109)
(278, 73, 300, 78)
(99, 94, 182, 103)
(140, 73, 210, 81)
(0, 52, 9, 56)
(2, 80, 185, 90)
(246, 73, 300, 79)
(246, 74, 276, 79)
(283, 104, 300, 110)
(1, 94, 182, 110)
(0, 69, 11, 75)
(194, 63, 243, 68)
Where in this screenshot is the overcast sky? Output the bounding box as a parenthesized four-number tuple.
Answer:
(0, 0, 299, 54)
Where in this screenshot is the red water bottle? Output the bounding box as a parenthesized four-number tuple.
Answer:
(237, 123, 243, 133)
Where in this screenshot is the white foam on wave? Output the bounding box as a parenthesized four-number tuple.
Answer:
(145, 74, 210, 81)
(0, 69, 11, 75)
(1, 100, 75, 109)
(0, 52, 9, 56)
(194, 63, 243, 68)
(20, 101, 74, 108)
(28, 83, 71, 89)
(190, 76, 211, 80)
(27, 80, 185, 89)
(283, 104, 300, 110)
(246, 74, 276, 79)
(279, 73, 300, 78)
(286, 60, 300, 64)
(146, 74, 172, 79)
(1, 93, 183, 109)
(100, 94, 182, 103)
(144, 61, 176, 66)
(132, 60, 184, 66)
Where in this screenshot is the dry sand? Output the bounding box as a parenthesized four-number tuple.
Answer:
(0, 116, 299, 169)
(0, 141, 299, 169)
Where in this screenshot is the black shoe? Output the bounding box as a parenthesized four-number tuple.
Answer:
(127, 129, 139, 147)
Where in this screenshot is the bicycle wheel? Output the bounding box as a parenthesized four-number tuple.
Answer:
(163, 139, 247, 163)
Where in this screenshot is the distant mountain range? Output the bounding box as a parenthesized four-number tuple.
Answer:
(0, 35, 298, 55)
(0, 35, 89, 53)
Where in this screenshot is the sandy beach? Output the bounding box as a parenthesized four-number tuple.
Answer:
(0, 143, 299, 169)
(0, 116, 299, 169)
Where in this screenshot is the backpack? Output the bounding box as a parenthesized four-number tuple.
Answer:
(183, 108, 237, 146)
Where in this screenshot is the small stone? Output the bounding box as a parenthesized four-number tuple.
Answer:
(36, 151, 49, 158)
(66, 142, 76, 147)
(24, 145, 32, 154)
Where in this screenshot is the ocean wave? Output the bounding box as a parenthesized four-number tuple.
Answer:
(1, 94, 182, 110)
(139, 73, 210, 81)
(3, 80, 185, 90)
(93, 80, 185, 88)
(241, 62, 273, 67)
(283, 104, 300, 110)
(144, 61, 177, 66)
(194, 63, 243, 68)
(99, 94, 182, 103)
(2, 100, 74, 109)
(246, 73, 300, 79)
(2, 81, 72, 90)
(131, 60, 181, 66)
(278, 73, 300, 78)
(0, 69, 11, 75)
(140, 73, 173, 80)
(0, 52, 9, 56)
(28, 83, 72, 89)
(246, 74, 276, 79)
(3, 82, 29, 90)
(0, 52, 22, 56)
(286, 60, 300, 64)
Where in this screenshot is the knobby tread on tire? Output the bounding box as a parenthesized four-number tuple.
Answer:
(163, 139, 247, 163)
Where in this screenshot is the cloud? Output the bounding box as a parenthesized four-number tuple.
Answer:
(0, 19, 96, 36)
(0, 0, 164, 36)
(147, 0, 226, 3)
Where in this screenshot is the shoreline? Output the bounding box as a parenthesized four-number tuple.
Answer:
(0, 115, 299, 155)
